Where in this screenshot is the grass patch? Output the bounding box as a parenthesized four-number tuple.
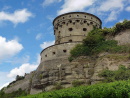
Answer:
(99, 65, 130, 82)
(18, 80, 130, 98)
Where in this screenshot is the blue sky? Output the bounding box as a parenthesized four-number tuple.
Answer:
(0, 0, 130, 89)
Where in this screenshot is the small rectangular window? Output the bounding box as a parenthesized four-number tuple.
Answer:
(63, 50, 67, 53)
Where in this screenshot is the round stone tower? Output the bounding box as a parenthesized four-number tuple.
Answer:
(53, 12, 102, 45)
(39, 12, 102, 70)
(31, 12, 102, 93)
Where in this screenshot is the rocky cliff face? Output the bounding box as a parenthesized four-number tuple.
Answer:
(3, 29, 130, 94)
(4, 53, 130, 94)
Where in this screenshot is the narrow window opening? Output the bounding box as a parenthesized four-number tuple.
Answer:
(63, 50, 67, 53)
(45, 55, 47, 57)
(62, 22, 65, 24)
(90, 22, 93, 24)
(68, 28, 73, 31)
(69, 39, 72, 42)
(77, 15, 79, 17)
(87, 23, 89, 26)
(91, 17, 93, 19)
(63, 17, 64, 19)
(85, 16, 86, 18)
(69, 20, 72, 23)
(73, 22, 75, 25)
(76, 20, 80, 22)
(83, 28, 87, 31)
(69, 15, 71, 17)
(84, 20, 87, 23)
(53, 52, 56, 55)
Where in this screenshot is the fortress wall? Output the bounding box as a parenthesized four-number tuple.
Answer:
(40, 42, 81, 63)
(114, 29, 130, 45)
(60, 36, 86, 43)
(53, 12, 102, 44)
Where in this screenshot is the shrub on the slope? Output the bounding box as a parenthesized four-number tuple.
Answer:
(19, 80, 130, 98)
(99, 65, 130, 82)
(69, 20, 130, 60)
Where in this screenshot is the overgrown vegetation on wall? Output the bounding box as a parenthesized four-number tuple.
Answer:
(99, 65, 130, 82)
(0, 88, 27, 98)
(19, 80, 130, 98)
(69, 20, 130, 61)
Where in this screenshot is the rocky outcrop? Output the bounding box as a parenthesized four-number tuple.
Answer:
(4, 53, 130, 94)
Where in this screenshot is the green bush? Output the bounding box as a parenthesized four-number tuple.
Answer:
(72, 80, 84, 87)
(0, 88, 27, 98)
(99, 65, 130, 82)
(69, 20, 130, 60)
(19, 80, 130, 98)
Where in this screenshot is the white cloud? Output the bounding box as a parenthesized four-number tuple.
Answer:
(36, 33, 43, 40)
(99, 0, 125, 12)
(40, 40, 55, 49)
(0, 82, 9, 90)
(106, 11, 119, 22)
(0, 36, 23, 60)
(7, 63, 38, 79)
(58, 0, 95, 15)
(42, 0, 62, 6)
(0, 54, 40, 90)
(0, 9, 33, 25)
(126, 6, 130, 12)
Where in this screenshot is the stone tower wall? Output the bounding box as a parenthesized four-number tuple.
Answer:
(40, 42, 80, 63)
(40, 12, 102, 64)
(53, 12, 102, 44)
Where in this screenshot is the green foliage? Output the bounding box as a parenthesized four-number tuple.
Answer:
(102, 19, 130, 36)
(53, 82, 63, 90)
(19, 80, 130, 98)
(16, 75, 24, 81)
(99, 65, 130, 82)
(72, 80, 84, 87)
(69, 20, 130, 60)
(0, 88, 27, 98)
